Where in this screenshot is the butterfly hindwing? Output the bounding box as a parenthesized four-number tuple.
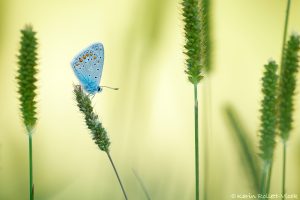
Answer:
(71, 43, 104, 93)
(88, 43, 104, 86)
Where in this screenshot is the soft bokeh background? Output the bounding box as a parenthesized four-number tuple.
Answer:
(0, 0, 300, 199)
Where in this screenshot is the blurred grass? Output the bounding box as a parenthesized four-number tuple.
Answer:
(223, 105, 260, 192)
(115, 0, 173, 146)
(298, 143, 300, 188)
(0, 0, 5, 41)
(0, 128, 75, 200)
(0, 0, 6, 58)
(120, 0, 171, 97)
(0, 130, 28, 199)
(132, 168, 151, 200)
(122, 0, 171, 71)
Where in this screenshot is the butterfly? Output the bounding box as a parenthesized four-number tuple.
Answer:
(71, 42, 117, 95)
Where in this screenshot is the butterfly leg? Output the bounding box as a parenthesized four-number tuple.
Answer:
(90, 94, 96, 101)
(87, 93, 94, 100)
(91, 95, 98, 108)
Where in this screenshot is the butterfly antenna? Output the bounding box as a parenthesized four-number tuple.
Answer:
(101, 86, 119, 90)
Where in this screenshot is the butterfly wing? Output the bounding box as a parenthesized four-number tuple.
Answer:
(88, 43, 104, 86)
(71, 43, 104, 93)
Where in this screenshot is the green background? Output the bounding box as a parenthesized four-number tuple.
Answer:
(0, 0, 300, 199)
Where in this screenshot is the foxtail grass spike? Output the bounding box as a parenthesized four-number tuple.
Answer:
(182, 0, 203, 84)
(259, 60, 278, 161)
(278, 33, 299, 200)
(278, 33, 300, 141)
(16, 25, 38, 133)
(16, 25, 39, 200)
(182, 1, 204, 199)
(277, 2, 293, 199)
(73, 85, 128, 200)
(199, 1, 212, 199)
(200, 0, 212, 73)
(258, 60, 278, 197)
(73, 85, 110, 152)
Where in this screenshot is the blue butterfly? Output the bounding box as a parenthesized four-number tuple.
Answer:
(71, 43, 117, 95)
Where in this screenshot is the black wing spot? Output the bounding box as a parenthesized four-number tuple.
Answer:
(95, 76, 97, 78)
(97, 68, 99, 70)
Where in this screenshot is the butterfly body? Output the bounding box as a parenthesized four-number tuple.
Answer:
(71, 43, 104, 94)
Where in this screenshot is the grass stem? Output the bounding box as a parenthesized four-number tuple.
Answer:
(280, 0, 291, 70)
(279, 1, 292, 199)
(106, 152, 128, 200)
(266, 162, 273, 194)
(28, 133, 33, 200)
(194, 83, 200, 200)
(282, 142, 287, 200)
(203, 78, 211, 200)
(260, 161, 270, 199)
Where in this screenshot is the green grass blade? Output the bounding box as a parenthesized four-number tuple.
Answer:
(223, 105, 260, 192)
(132, 169, 151, 200)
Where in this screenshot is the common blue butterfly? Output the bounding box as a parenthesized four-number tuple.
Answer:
(71, 43, 105, 94)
